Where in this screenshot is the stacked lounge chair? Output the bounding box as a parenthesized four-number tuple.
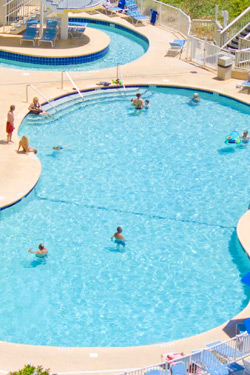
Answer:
(125, 0, 148, 24)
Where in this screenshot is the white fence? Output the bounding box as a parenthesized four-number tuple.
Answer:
(235, 49, 250, 69)
(187, 35, 233, 70)
(136, 0, 191, 36)
(118, 333, 250, 375)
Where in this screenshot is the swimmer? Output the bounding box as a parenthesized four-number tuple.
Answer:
(111, 226, 126, 247)
(132, 93, 144, 110)
(28, 243, 48, 258)
(240, 130, 249, 143)
(17, 135, 37, 154)
(48, 144, 70, 151)
(190, 93, 200, 104)
(144, 100, 150, 109)
(28, 97, 48, 116)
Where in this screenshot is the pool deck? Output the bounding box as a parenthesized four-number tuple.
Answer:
(1, 10, 250, 374)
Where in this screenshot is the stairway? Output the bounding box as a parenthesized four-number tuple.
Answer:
(226, 23, 250, 53)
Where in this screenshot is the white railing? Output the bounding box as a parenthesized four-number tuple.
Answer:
(235, 48, 250, 68)
(118, 333, 250, 375)
(191, 19, 223, 44)
(26, 83, 57, 111)
(2, 0, 40, 31)
(239, 37, 250, 50)
(137, 0, 191, 36)
(187, 35, 233, 70)
(219, 6, 250, 47)
(61, 71, 84, 99)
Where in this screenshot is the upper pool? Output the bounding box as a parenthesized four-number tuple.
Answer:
(0, 18, 148, 71)
(1, 86, 250, 347)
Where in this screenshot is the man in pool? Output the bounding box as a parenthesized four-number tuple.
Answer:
(28, 243, 48, 258)
(111, 226, 126, 247)
(240, 130, 249, 143)
(132, 93, 144, 110)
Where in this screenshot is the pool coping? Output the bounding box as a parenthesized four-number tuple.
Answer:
(0, 10, 250, 374)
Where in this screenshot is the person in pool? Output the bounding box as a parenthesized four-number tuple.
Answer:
(132, 93, 144, 110)
(144, 100, 150, 109)
(28, 243, 48, 258)
(240, 130, 249, 143)
(190, 93, 200, 104)
(111, 226, 126, 246)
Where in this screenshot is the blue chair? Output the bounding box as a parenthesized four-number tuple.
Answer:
(38, 19, 58, 47)
(167, 39, 186, 57)
(239, 80, 250, 94)
(170, 362, 188, 375)
(194, 350, 229, 375)
(125, 0, 147, 24)
(20, 19, 38, 46)
(68, 22, 87, 39)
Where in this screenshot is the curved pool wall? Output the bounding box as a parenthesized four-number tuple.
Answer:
(0, 18, 149, 69)
(2, 85, 250, 348)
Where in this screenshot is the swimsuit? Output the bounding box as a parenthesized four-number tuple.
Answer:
(114, 239, 126, 247)
(6, 122, 14, 134)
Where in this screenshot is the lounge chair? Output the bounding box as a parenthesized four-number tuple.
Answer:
(206, 341, 245, 361)
(68, 22, 87, 39)
(38, 19, 58, 47)
(238, 80, 250, 94)
(125, 0, 148, 24)
(103, 0, 125, 14)
(145, 369, 168, 375)
(193, 349, 229, 375)
(167, 39, 186, 58)
(20, 19, 38, 46)
(170, 362, 188, 375)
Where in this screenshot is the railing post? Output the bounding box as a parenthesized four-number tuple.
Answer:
(61, 71, 64, 89)
(26, 84, 31, 103)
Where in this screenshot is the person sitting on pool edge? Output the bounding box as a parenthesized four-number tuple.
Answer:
(17, 135, 37, 154)
(111, 226, 126, 246)
(28, 243, 48, 258)
(132, 93, 144, 110)
(240, 130, 249, 143)
(28, 97, 48, 116)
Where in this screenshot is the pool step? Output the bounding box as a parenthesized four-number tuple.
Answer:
(25, 88, 152, 125)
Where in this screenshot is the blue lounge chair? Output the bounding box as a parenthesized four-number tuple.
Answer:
(38, 19, 58, 47)
(194, 349, 229, 375)
(167, 39, 186, 57)
(68, 22, 87, 39)
(239, 80, 250, 94)
(170, 362, 188, 375)
(206, 341, 245, 361)
(125, 0, 147, 24)
(20, 19, 38, 46)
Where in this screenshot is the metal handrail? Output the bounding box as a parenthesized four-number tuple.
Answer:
(61, 71, 84, 99)
(117, 64, 126, 94)
(26, 83, 57, 111)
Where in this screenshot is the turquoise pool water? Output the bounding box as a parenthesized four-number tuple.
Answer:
(0, 22, 148, 71)
(1, 87, 250, 347)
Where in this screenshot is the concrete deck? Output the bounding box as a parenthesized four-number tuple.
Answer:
(0, 28, 110, 56)
(0, 10, 250, 374)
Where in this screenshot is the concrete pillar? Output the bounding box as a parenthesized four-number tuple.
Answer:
(60, 12, 68, 40)
(39, 0, 44, 38)
(0, 0, 6, 27)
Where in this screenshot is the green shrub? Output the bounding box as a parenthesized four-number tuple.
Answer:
(9, 364, 52, 375)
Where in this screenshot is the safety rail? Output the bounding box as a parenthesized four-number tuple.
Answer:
(190, 19, 222, 44)
(235, 48, 250, 68)
(26, 84, 57, 111)
(118, 333, 250, 375)
(117, 64, 126, 94)
(2, 0, 40, 32)
(187, 35, 233, 70)
(219, 6, 250, 48)
(239, 38, 250, 50)
(61, 71, 84, 99)
(137, 0, 191, 36)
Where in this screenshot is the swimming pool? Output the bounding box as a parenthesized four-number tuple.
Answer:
(0, 19, 148, 71)
(1, 86, 250, 347)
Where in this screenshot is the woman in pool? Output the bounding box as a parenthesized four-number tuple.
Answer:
(17, 136, 37, 154)
(29, 97, 48, 116)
